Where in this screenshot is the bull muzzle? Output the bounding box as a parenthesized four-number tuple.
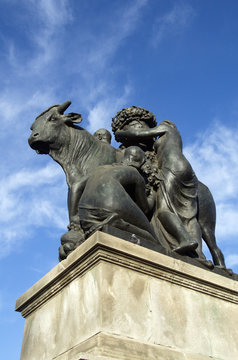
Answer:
(28, 133, 50, 154)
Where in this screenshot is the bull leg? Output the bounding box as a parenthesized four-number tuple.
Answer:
(67, 177, 88, 230)
(201, 226, 226, 268)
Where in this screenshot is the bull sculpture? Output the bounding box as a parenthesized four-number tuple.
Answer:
(28, 101, 228, 272)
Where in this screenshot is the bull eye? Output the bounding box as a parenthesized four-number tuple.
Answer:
(48, 114, 57, 122)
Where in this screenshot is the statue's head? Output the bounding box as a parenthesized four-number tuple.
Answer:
(159, 120, 177, 129)
(153, 120, 181, 152)
(28, 101, 82, 154)
(93, 128, 112, 144)
(122, 146, 146, 169)
(111, 106, 157, 135)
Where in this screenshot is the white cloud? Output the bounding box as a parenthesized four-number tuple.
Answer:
(69, 0, 148, 117)
(216, 203, 238, 237)
(184, 122, 238, 201)
(62, 0, 148, 131)
(152, 2, 195, 46)
(36, 0, 72, 27)
(87, 85, 131, 133)
(0, 0, 148, 259)
(226, 254, 238, 268)
(0, 89, 55, 125)
(0, 163, 67, 258)
(27, 0, 73, 72)
(85, 0, 148, 69)
(184, 122, 238, 239)
(3, 0, 72, 77)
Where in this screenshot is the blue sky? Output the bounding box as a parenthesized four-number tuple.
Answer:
(1, 0, 238, 358)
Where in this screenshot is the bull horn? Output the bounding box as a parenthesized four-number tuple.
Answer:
(58, 100, 71, 114)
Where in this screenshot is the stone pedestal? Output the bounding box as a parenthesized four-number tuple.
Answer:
(16, 232, 238, 360)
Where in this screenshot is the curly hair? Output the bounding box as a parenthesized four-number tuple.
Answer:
(111, 106, 157, 134)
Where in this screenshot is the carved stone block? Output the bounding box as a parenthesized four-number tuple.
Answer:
(16, 232, 238, 360)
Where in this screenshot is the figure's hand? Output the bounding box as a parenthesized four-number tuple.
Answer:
(114, 130, 125, 143)
(67, 215, 81, 231)
(67, 223, 81, 231)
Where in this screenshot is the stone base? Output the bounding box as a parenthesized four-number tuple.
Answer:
(16, 232, 238, 360)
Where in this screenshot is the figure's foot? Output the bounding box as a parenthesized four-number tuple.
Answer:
(173, 240, 198, 255)
(84, 213, 120, 238)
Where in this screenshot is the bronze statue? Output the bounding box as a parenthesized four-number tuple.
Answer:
(78, 146, 158, 243)
(29, 101, 229, 274)
(112, 106, 226, 269)
(93, 128, 112, 144)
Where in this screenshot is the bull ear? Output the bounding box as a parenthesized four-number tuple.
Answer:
(58, 100, 71, 114)
(62, 112, 82, 125)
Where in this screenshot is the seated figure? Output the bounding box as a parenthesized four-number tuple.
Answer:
(77, 146, 159, 245)
(59, 146, 161, 260)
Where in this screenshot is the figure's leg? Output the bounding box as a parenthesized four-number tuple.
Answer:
(186, 218, 205, 258)
(84, 212, 120, 238)
(110, 217, 160, 245)
(81, 211, 159, 246)
(105, 193, 160, 243)
(157, 210, 198, 254)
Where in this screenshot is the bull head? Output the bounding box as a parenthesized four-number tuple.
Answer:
(28, 100, 82, 154)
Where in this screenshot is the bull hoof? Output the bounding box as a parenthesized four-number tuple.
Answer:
(196, 258, 214, 269)
(215, 265, 233, 276)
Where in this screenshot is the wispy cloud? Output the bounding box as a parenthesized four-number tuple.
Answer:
(87, 85, 131, 133)
(68, 0, 148, 129)
(184, 122, 238, 239)
(226, 254, 238, 268)
(84, 0, 148, 70)
(152, 2, 195, 47)
(0, 0, 149, 259)
(0, 163, 67, 258)
(28, 0, 73, 72)
(8, 0, 73, 74)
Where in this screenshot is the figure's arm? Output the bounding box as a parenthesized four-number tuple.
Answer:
(146, 187, 156, 211)
(115, 124, 168, 142)
(67, 176, 88, 230)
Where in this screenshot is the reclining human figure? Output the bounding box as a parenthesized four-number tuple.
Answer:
(59, 146, 161, 259)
